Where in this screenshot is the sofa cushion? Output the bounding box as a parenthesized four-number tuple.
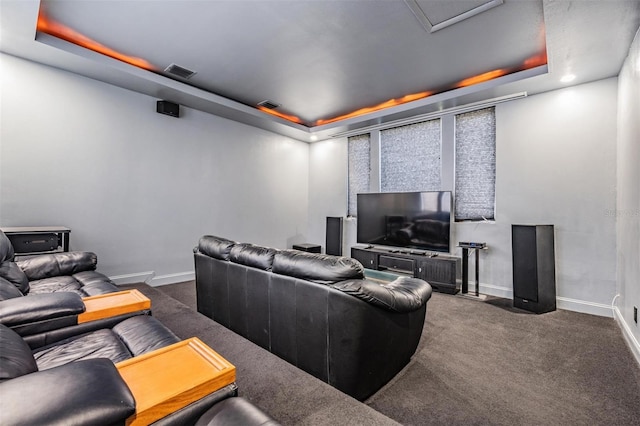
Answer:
(0, 324, 38, 381)
(230, 243, 277, 271)
(272, 250, 364, 284)
(28, 276, 84, 295)
(33, 329, 133, 370)
(198, 235, 236, 261)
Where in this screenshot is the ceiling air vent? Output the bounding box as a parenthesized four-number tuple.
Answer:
(257, 100, 280, 110)
(164, 63, 197, 79)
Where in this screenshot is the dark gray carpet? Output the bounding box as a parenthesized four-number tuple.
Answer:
(121, 282, 397, 426)
(130, 281, 640, 425)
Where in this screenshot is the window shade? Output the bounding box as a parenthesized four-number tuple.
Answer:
(347, 134, 371, 216)
(455, 107, 496, 221)
(380, 119, 441, 193)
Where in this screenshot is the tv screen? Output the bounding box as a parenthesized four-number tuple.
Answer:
(357, 191, 452, 252)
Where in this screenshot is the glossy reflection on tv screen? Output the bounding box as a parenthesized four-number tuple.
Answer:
(356, 191, 452, 252)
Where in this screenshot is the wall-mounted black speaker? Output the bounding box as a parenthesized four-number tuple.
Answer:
(326, 217, 343, 256)
(156, 100, 180, 117)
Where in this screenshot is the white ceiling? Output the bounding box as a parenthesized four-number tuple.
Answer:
(1, 0, 639, 142)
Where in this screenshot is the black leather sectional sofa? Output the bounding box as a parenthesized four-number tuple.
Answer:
(194, 235, 433, 401)
(0, 230, 281, 425)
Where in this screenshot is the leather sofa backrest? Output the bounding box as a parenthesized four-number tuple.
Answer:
(16, 252, 98, 282)
(272, 250, 364, 284)
(0, 323, 38, 382)
(229, 243, 277, 271)
(198, 235, 236, 260)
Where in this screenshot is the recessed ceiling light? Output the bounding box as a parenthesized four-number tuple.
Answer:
(310, 135, 318, 142)
(560, 74, 576, 83)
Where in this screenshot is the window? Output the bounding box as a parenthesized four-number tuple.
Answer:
(346, 106, 496, 221)
(380, 119, 441, 192)
(347, 134, 371, 216)
(454, 107, 496, 221)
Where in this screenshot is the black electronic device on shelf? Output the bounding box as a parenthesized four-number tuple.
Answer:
(458, 241, 486, 249)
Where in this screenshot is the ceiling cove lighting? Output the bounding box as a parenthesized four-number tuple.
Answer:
(560, 74, 576, 83)
(315, 52, 546, 127)
(35, 7, 545, 129)
(257, 106, 304, 124)
(36, 9, 154, 71)
(330, 92, 527, 139)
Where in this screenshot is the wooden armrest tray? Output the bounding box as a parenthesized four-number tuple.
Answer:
(78, 289, 151, 323)
(116, 337, 236, 426)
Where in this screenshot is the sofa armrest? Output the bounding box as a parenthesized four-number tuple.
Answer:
(16, 251, 98, 281)
(331, 276, 433, 313)
(0, 292, 85, 328)
(0, 358, 136, 425)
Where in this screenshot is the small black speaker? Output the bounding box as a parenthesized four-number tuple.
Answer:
(326, 217, 343, 256)
(156, 100, 180, 117)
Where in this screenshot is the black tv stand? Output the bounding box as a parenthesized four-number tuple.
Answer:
(351, 246, 461, 294)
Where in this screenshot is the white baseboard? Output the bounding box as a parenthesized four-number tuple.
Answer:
(471, 283, 614, 318)
(109, 271, 194, 286)
(110, 271, 155, 285)
(148, 271, 195, 287)
(556, 297, 614, 318)
(613, 306, 640, 367)
(474, 282, 513, 299)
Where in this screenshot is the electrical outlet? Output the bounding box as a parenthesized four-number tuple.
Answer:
(634, 306, 638, 324)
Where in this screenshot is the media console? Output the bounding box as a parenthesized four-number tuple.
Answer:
(351, 246, 461, 294)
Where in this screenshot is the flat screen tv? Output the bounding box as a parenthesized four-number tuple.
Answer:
(357, 191, 452, 253)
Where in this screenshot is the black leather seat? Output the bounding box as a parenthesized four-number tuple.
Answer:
(0, 230, 119, 300)
(0, 315, 180, 376)
(0, 311, 281, 425)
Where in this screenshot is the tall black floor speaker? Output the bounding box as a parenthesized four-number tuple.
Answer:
(512, 224, 556, 314)
(326, 217, 343, 256)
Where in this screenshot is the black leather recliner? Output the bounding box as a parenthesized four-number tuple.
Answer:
(0, 305, 280, 425)
(0, 315, 180, 374)
(0, 230, 120, 300)
(0, 275, 152, 348)
(0, 318, 275, 425)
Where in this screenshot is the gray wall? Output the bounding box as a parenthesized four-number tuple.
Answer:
(616, 28, 640, 360)
(307, 78, 619, 318)
(0, 53, 310, 285)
